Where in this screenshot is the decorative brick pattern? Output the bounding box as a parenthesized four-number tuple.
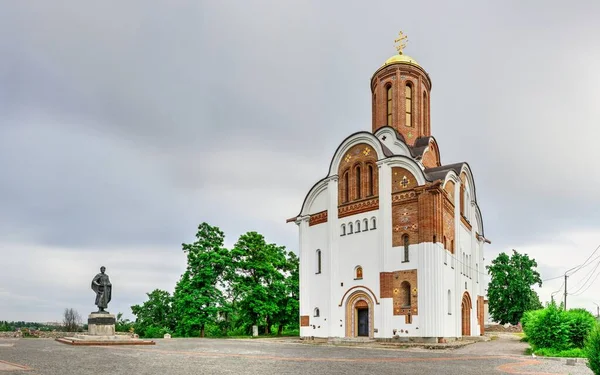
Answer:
(389, 269, 418, 316)
(300, 315, 310, 327)
(309, 210, 328, 226)
(338, 197, 379, 218)
(392, 201, 419, 246)
(338, 143, 379, 206)
(391, 167, 419, 193)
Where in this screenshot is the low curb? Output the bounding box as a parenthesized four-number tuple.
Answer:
(55, 337, 156, 346)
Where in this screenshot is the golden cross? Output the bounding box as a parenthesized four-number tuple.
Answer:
(394, 31, 408, 55)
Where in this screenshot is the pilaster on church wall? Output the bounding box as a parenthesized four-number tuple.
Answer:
(327, 176, 340, 336)
(377, 161, 392, 271)
(297, 216, 310, 336)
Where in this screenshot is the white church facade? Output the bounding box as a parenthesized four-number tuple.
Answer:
(288, 34, 490, 342)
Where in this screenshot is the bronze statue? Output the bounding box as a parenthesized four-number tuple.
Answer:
(91, 266, 112, 313)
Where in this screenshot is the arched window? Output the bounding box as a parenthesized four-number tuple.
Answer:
(451, 240, 454, 254)
(447, 290, 452, 315)
(355, 220, 361, 232)
(444, 249, 448, 265)
(443, 236, 447, 250)
(401, 281, 411, 307)
(386, 85, 393, 125)
(348, 222, 353, 234)
(403, 234, 409, 262)
(314, 307, 320, 317)
(367, 164, 374, 197)
(405, 83, 413, 127)
(341, 224, 346, 236)
(363, 218, 368, 232)
(371, 217, 377, 230)
(355, 266, 363, 279)
(316, 250, 321, 274)
(343, 171, 349, 203)
(355, 166, 361, 199)
(423, 92, 428, 133)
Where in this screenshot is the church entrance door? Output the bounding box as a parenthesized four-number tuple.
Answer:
(357, 308, 369, 337)
(461, 292, 472, 336)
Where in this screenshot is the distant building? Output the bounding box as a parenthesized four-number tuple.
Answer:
(288, 33, 490, 341)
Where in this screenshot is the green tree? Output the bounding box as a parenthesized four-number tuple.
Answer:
(228, 232, 289, 334)
(131, 289, 174, 337)
(172, 222, 230, 337)
(486, 249, 542, 325)
(115, 312, 134, 332)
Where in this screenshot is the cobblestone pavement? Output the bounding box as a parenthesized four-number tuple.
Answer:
(0, 335, 593, 375)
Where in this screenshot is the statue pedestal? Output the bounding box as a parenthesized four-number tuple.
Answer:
(88, 313, 116, 336)
(56, 312, 155, 346)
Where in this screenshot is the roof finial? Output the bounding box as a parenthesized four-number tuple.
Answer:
(394, 31, 408, 55)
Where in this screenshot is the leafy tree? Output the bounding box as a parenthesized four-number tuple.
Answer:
(172, 223, 231, 337)
(228, 231, 290, 334)
(131, 289, 174, 337)
(486, 249, 542, 325)
(271, 251, 299, 335)
(115, 312, 134, 332)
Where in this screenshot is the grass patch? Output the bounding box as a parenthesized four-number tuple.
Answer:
(490, 335, 498, 340)
(532, 347, 586, 358)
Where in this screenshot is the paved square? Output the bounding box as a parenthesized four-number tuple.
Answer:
(0, 336, 593, 375)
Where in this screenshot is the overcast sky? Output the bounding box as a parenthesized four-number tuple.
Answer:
(1, 1, 600, 322)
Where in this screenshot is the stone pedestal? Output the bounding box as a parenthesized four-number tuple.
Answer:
(88, 313, 116, 336)
(56, 312, 155, 346)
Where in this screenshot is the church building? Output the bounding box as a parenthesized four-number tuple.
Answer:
(287, 32, 490, 341)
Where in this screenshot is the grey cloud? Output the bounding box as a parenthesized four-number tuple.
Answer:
(1, 0, 600, 320)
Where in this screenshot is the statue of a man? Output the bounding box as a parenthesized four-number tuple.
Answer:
(91, 266, 112, 313)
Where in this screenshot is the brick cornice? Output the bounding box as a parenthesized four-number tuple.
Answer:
(308, 210, 328, 226)
(338, 197, 379, 218)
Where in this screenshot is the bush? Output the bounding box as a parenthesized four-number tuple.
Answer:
(523, 302, 571, 351)
(141, 326, 171, 339)
(586, 324, 600, 375)
(568, 309, 597, 348)
(522, 302, 597, 354)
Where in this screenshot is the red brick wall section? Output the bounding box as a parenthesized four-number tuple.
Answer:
(338, 143, 379, 206)
(442, 198, 455, 253)
(391, 167, 418, 193)
(300, 316, 309, 327)
(392, 201, 419, 246)
(443, 180, 455, 202)
(392, 269, 418, 316)
(422, 147, 440, 168)
(414, 181, 444, 244)
(371, 63, 432, 145)
(309, 210, 328, 226)
(380, 272, 394, 298)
